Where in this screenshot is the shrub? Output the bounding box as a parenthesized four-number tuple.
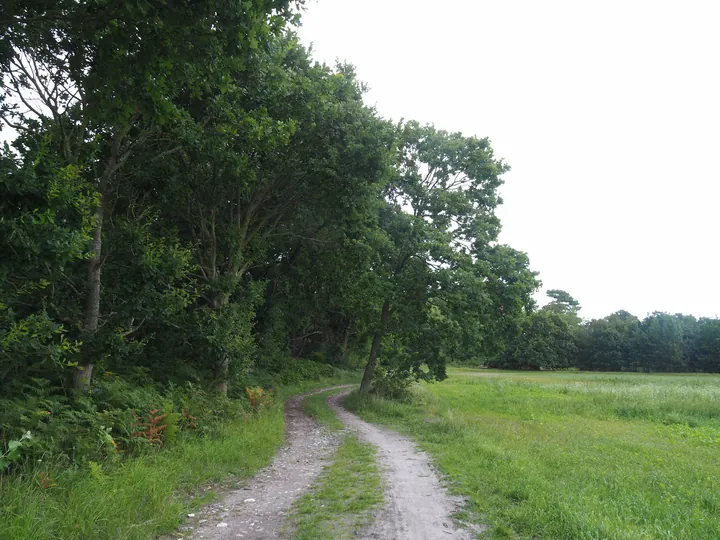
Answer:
(245, 387, 273, 412)
(275, 358, 336, 384)
(370, 366, 415, 401)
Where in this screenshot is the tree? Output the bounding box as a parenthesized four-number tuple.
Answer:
(576, 311, 640, 371)
(495, 309, 577, 370)
(634, 312, 690, 372)
(423, 246, 539, 366)
(145, 44, 391, 392)
(1, 0, 302, 391)
(359, 121, 508, 395)
(690, 318, 720, 372)
(543, 289, 582, 326)
(0, 138, 94, 388)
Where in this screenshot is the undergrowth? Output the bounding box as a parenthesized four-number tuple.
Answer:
(0, 368, 358, 540)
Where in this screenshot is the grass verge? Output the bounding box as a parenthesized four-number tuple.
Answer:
(290, 387, 383, 540)
(0, 374, 358, 540)
(344, 369, 720, 539)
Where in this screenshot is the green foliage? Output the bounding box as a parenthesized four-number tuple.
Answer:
(495, 291, 720, 374)
(356, 120, 535, 393)
(272, 358, 337, 385)
(0, 373, 358, 539)
(0, 146, 93, 387)
(542, 289, 581, 325)
(691, 318, 720, 372)
(494, 310, 577, 370)
(368, 364, 416, 401)
(575, 311, 720, 373)
(0, 375, 252, 467)
(0, 431, 32, 472)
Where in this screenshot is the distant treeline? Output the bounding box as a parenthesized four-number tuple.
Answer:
(490, 290, 720, 373)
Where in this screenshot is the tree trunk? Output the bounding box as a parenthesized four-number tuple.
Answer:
(73, 363, 94, 393)
(215, 354, 229, 395)
(359, 300, 390, 396)
(341, 320, 351, 365)
(74, 197, 104, 392)
(290, 330, 302, 358)
(211, 292, 230, 395)
(73, 111, 140, 392)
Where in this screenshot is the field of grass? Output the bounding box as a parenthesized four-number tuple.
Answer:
(0, 374, 358, 540)
(291, 387, 383, 540)
(346, 368, 720, 539)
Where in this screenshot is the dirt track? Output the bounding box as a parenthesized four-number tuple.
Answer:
(183, 386, 350, 540)
(180, 386, 476, 539)
(328, 391, 475, 540)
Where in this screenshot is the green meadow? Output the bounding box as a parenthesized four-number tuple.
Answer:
(346, 369, 720, 539)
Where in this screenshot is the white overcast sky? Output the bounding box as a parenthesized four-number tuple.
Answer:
(297, 0, 720, 320)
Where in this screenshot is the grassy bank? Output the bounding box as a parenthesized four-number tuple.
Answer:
(290, 387, 383, 540)
(346, 368, 720, 539)
(0, 374, 358, 540)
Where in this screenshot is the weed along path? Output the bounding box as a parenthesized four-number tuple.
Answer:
(184, 386, 352, 540)
(328, 391, 476, 540)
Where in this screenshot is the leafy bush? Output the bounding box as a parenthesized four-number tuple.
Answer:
(274, 358, 337, 385)
(369, 366, 415, 401)
(242, 357, 338, 390)
(0, 431, 32, 472)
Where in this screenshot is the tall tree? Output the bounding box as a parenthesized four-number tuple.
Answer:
(496, 310, 577, 370)
(147, 45, 391, 392)
(359, 121, 508, 394)
(543, 289, 582, 326)
(576, 310, 640, 371)
(690, 318, 720, 373)
(635, 312, 690, 372)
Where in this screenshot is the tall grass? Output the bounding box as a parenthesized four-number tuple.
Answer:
(347, 369, 720, 539)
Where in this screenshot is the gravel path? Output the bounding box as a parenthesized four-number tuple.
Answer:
(328, 391, 477, 540)
(176, 385, 477, 540)
(183, 385, 352, 540)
